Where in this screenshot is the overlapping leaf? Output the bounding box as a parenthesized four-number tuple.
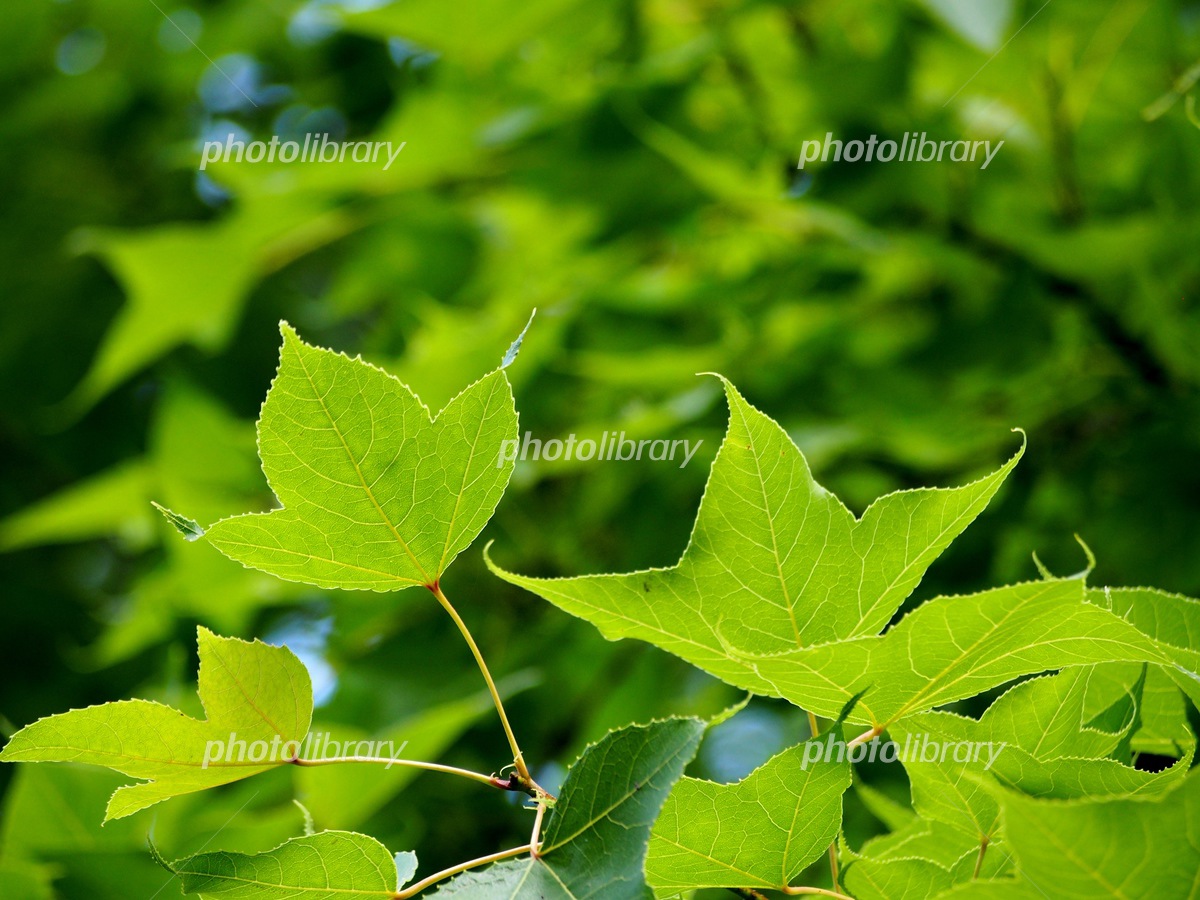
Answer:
(746, 577, 1180, 724)
(432, 718, 704, 898)
(0, 628, 311, 820)
(168, 323, 518, 591)
(892, 663, 1191, 845)
(645, 739, 851, 893)
(1090, 586, 1200, 703)
(940, 771, 1200, 899)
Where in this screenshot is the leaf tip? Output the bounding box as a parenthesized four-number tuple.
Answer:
(501, 308, 537, 369)
(707, 694, 751, 728)
(1073, 534, 1097, 576)
(151, 502, 205, 542)
(481, 539, 504, 574)
(293, 798, 316, 837)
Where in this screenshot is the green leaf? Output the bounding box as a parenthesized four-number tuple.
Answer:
(491, 381, 1182, 730)
(152, 502, 205, 541)
(944, 771, 1200, 899)
(845, 855, 957, 900)
(844, 817, 1012, 897)
(196, 323, 518, 591)
(1089, 586, 1200, 700)
(0, 764, 146, 854)
(66, 195, 349, 414)
(1131, 667, 1196, 757)
(893, 663, 1191, 845)
(172, 830, 413, 898)
(645, 739, 851, 892)
(0, 459, 154, 551)
(432, 717, 705, 898)
(746, 578, 1175, 725)
(0, 627, 312, 820)
(488, 376, 1022, 695)
(854, 780, 918, 832)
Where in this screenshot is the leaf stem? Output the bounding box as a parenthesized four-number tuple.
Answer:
(393, 843, 533, 898)
(529, 800, 547, 859)
(805, 710, 841, 894)
(847, 725, 883, 749)
(825, 843, 841, 892)
(290, 755, 502, 790)
(431, 584, 533, 786)
(782, 886, 856, 899)
(973, 834, 989, 879)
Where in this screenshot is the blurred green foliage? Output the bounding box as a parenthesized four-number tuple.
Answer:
(0, 0, 1198, 896)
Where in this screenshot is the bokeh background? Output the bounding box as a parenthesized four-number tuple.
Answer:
(1, 0, 1198, 896)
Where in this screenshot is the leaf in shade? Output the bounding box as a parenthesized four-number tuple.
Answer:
(431, 718, 705, 899)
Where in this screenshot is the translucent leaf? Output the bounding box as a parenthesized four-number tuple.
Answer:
(646, 739, 851, 892)
(941, 772, 1200, 898)
(0, 628, 312, 820)
(193, 323, 518, 591)
(491, 382, 1176, 728)
(845, 854, 957, 900)
(490, 376, 1023, 698)
(894, 664, 1191, 843)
